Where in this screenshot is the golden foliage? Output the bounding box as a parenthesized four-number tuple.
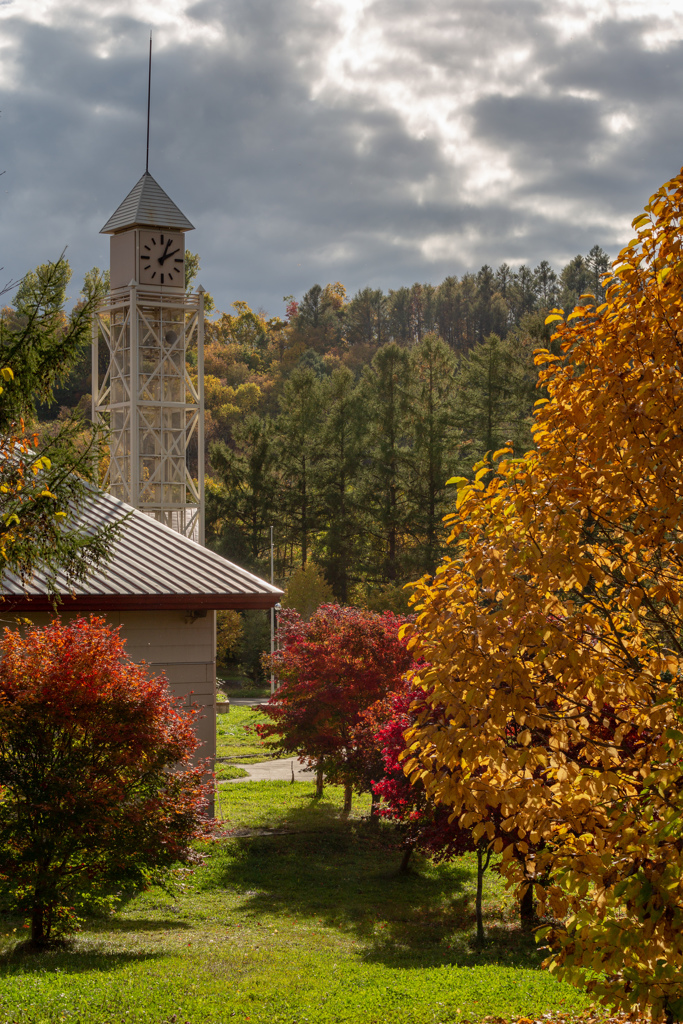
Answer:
(282, 562, 333, 621)
(404, 168, 683, 1021)
(201, 375, 261, 427)
(216, 609, 244, 666)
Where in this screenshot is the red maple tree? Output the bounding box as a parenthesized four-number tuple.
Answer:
(370, 685, 493, 939)
(0, 616, 212, 949)
(257, 604, 413, 812)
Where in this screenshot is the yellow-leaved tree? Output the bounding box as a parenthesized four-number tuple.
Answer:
(404, 169, 683, 1022)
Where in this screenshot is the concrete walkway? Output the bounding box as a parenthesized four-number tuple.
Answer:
(223, 697, 270, 707)
(225, 757, 315, 783)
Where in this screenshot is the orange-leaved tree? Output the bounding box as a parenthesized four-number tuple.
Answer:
(403, 168, 683, 1021)
(0, 616, 211, 950)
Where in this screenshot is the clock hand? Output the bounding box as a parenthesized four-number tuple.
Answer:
(158, 247, 181, 266)
(157, 239, 173, 264)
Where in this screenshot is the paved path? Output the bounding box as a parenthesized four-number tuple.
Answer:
(223, 697, 270, 707)
(225, 757, 315, 783)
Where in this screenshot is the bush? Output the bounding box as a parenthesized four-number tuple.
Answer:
(0, 616, 211, 949)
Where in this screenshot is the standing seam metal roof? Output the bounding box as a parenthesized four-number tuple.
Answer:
(100, 172, 195, 234)
(1, 488, 282, 612)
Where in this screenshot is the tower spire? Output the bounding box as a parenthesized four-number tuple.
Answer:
(145, 30, 152, 174)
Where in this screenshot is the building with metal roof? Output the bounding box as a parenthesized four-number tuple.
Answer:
(2, 488, 280, 613)
(2, 490, 282, 772)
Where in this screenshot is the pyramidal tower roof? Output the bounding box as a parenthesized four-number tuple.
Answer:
(100, 171, 194, 234)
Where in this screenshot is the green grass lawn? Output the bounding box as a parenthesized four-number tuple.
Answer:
(216, 705, 271, 763)
(0, 779, 594, 1024)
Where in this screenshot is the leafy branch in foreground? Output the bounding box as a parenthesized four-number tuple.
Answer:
(0, 421, 119, 593)
(0, 255, 122, 594)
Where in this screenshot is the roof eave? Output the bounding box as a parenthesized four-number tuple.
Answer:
(101, 219, 195, 236)
(1, 591, 283, 614)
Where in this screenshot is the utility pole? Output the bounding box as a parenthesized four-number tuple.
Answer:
(270, 525, 275, 695)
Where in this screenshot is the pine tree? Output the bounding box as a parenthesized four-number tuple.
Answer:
(276, 367, 325, 568)
(313, 367, 364, 602)
(406, 335, 461, 575)
(387, 286, 413, 344)
(508, 265, 537, 322)
(434, 276, 461, 351)
(346, 287, 389, 346)
(558, 254, 592, 311)
(207, 415, 278, 571)
(456, 333, 514, 464)
(358, 343, 412, 583)
(533, 259, 559, 308)
(585, 244, 611, 303)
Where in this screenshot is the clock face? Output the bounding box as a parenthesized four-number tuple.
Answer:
(139, 230, 185, 287)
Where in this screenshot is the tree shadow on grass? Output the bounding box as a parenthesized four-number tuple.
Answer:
(0, 947, 164, 974)
(91, 917, 192, 934)
(201, 791, 541, 970)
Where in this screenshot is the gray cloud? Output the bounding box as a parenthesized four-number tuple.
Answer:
(1, 0, 683, 315)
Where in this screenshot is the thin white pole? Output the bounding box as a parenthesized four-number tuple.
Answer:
(270, 525, 275, 696)
(91, 313, 99, 481)
(197, 286, 205, 545)
(129, 279, 139, 508)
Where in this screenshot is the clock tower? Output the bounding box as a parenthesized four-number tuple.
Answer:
(92, 172, 205, 542)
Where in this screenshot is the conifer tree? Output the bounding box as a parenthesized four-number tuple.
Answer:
(455, 333, 513, 462)
(387, 286, 413, 344)
(313, 367, 364, 602)
(405, 334, 461, 575)
(207, 415, 277, 570)
(276, 367, 325, 568)
(358, 343, 412, 584)
(346, 287, 389, 346)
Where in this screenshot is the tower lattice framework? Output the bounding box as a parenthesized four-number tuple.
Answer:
(92, 281, 205, 543)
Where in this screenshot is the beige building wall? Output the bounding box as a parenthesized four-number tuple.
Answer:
(3, 608, 217, 765)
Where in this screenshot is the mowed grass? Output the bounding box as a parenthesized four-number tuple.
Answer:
(215, 705, 272, 763)
(0, 776, 593, 1024)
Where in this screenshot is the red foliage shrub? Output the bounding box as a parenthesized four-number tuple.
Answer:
(0, 616, 212, 948)
(257, 605, 413, 801)
(371, 686, 474, 864)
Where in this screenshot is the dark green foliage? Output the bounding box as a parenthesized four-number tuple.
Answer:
(0, 256, 123, 591)
(207, 416, 278, 572)
(359, 344, 413, 583)
(313, 367, 364, 602)
(238, 610, 272, 682)
(557, 246, 609, 311)
(276, 368, 325, 568)
(0, 256, 101, 429)
(346, 287, 389, 347)
(405, 335, 461, 576)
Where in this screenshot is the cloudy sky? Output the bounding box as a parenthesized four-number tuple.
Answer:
(2, 0, 683, 315)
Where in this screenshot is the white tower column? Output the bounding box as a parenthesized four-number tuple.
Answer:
(93, 283, 204, 541)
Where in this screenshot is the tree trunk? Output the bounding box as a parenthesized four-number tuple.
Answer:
(369, 788, 380, 826)
(342, 782, 352, 817)
(399, 844, 414, 874)
(31, 904, 47, 948)
(475, 847, 486, 945)
(520, 881, 536, 931)
(315, 766, 324, 799)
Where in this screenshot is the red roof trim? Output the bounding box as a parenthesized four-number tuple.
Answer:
(1, 592, 282, 613)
